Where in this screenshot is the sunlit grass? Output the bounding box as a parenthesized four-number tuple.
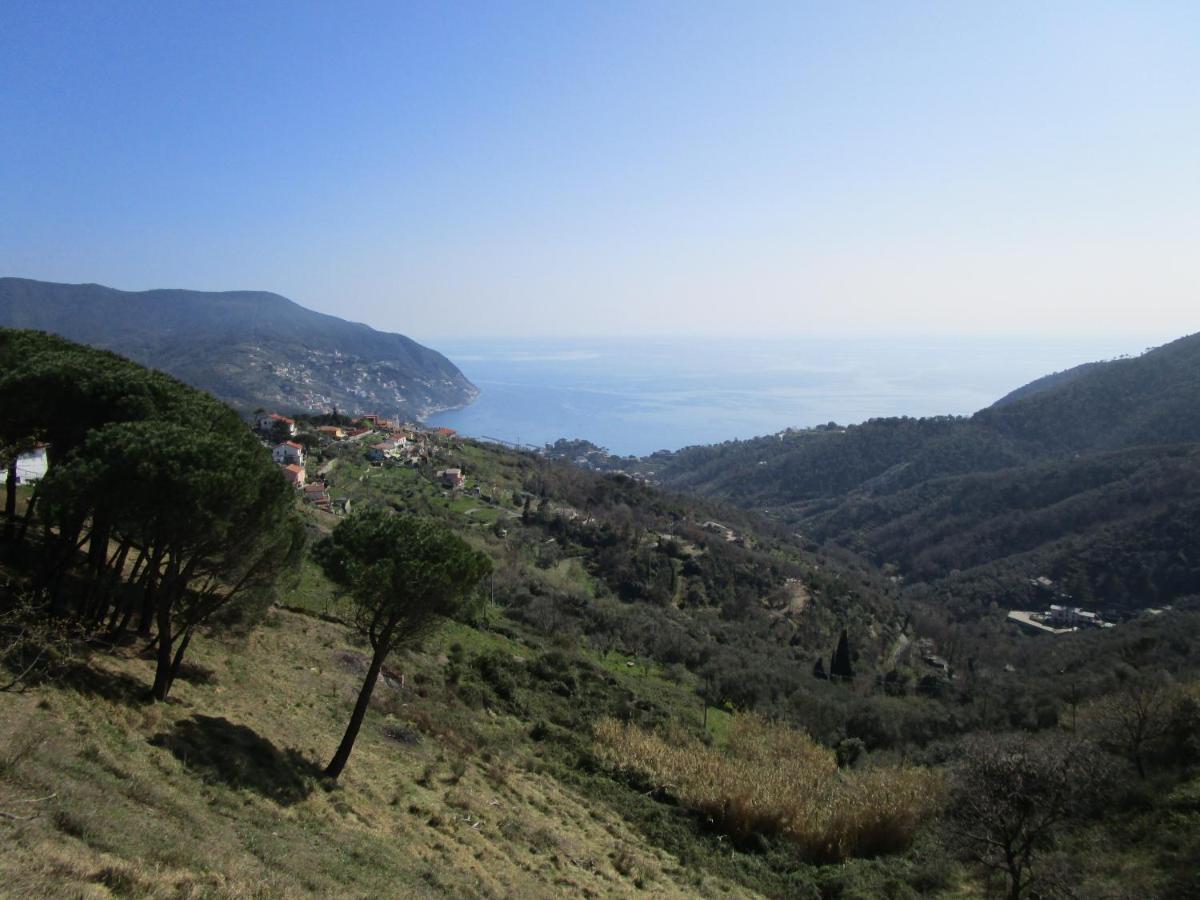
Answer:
(594, 713, 941, 862)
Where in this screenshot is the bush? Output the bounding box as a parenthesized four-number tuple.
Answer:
(472, 651, 520, 704)
(836, 737, 866, 769)
(593, 713, 941, 862)
(0, 592, 82, 691)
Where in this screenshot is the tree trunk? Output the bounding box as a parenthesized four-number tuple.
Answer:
(16, 481, 39, 545)
(136, 547, 165, 636)
(110, 599, 135, 639)
(107, 552, 145, 636)
(81, 521, 113, 621)
(151, 598, 174, 701)
(93, 539, 132, 626)
(1006, 850, 1024, 900)
(165, 628, 193, 690)
(150, 556, 181, 701)
(3, 457, 16, 542)
(324, 639, 389, 780)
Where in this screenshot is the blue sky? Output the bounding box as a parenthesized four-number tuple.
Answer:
(2, 1, 1198, 343)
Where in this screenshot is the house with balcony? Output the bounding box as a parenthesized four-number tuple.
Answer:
(272, 441, 305, 466)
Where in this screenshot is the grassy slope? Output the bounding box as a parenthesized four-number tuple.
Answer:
(0, 606, 754, 899)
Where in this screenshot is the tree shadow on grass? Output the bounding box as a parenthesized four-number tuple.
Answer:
(61, 662, 150, 704)
(150, 715, 321, 805)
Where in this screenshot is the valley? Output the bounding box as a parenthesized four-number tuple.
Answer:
(1, 330, 1199, 899)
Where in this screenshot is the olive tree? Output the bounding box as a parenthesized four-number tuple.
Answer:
(315, 509, 491, 780)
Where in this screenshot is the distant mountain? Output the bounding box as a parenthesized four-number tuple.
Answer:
(0, 278, 476, 419)
(639, 332, 1200, 611)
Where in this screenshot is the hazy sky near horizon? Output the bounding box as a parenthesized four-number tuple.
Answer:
(2, 1, 1198, 343)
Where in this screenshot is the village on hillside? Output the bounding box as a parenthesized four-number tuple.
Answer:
(3, 407, 504, 526)
(255, 410, 469, 516)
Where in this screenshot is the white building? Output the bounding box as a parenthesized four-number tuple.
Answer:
(258, 413, 297, 435)
(1047, 605, 1101, 627)
(0, 446, 49, 485)
(272, 441, 305, 466)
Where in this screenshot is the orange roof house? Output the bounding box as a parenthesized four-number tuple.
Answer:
(272, 441, 305, 465)
(257, 413, 297, 435)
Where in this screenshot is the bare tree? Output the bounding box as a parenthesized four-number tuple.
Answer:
(945, 732, 1112, 900)
(1085, 674, 1174, 778)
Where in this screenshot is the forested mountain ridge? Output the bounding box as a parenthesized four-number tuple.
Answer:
(643, 332, 1200, 610)
(975, 331, 1200, 453)
(0, 277, 476, 418)
(987, 359, 1106, 409)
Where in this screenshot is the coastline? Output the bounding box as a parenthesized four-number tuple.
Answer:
(416, 382, 479, 424)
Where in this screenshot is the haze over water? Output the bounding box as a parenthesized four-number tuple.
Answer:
(426, 335, 1149, 457)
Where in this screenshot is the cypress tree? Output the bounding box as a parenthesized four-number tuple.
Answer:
(831, 629, 854, 681)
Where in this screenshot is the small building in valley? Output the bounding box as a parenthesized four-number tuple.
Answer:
(258, 413, 297, 435)
(1047, 605, 1102, 627)
(437, 467, 465, 488)
(366, 439, 406, 462)
(272, 441, 305, 466)
(303, 481, 331, 511)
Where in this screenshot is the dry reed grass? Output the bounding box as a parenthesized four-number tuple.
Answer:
(594, 713, 941, 862)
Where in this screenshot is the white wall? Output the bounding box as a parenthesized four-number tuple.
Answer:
(0, 447, 49, 484)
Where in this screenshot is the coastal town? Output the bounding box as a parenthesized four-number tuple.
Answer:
(253, 410, 467, 515)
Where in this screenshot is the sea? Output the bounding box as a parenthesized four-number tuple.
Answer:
(424, 335, 1154, 458)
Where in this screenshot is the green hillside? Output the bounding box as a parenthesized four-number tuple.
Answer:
(0, 278, 476, 418)
(644, 333, 1200, 610)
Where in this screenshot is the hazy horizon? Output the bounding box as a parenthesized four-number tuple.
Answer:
(0, 273, 1188, 354)
(422, 332, 1158, 455)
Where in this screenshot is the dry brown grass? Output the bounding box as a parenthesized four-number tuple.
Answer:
(0, 607, 754, 899)
(594, 714, 942, 862)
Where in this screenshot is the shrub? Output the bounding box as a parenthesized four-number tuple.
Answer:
(0, 592, 82, 691)
(835, 737, 866, 769)
(593, 713, 941, 862)
(943, 731, 1114, 900)
(472, 651, 520, 703)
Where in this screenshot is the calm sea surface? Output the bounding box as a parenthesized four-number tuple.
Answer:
(425, 336, 1150, 457)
